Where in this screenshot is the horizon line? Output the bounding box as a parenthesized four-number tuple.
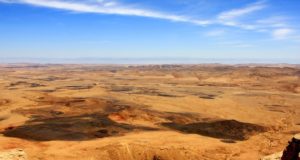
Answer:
(0, 57, 299, 65)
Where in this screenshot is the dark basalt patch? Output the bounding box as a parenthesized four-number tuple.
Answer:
(33, 96, 88, 107)
(131, 90, 181, 98)
(197, 83, 238, 87)
(198, 94, 216, 99)
(39, 89, 56, 93)
(37, 76, 67, 82)
(8, 81, 46, 88)
(108, 85, 181, 97)
(109, 86, 134, 92)
(57, 85, 94, 90)
(221, 139, 236, 143)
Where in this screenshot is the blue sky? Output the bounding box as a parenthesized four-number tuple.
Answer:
(0, 0, 300, 61)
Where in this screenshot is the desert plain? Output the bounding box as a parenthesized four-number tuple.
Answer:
(0, 64, 299, 160)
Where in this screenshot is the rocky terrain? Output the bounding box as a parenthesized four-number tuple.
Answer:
(0, 64, 299, 160)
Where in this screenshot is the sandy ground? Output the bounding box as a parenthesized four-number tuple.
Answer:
(0, 64, 299, 160)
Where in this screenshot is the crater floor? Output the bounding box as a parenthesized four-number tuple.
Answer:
(0, 64, 299, 160)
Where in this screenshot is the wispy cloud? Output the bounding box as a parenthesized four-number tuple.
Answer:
(216, 1, 266, 30)
(256, 16, 288, 28)
(1, 0, 211, 25)
(205, 29, 225, 37)
(0, 0, 267, 28)
(272, 28, 294, 39)
(215, 2, 297, 40)
(256, 16, 295, 40)
(0, 0, 271, 30)
(217, 1, 266, 21)
(1, 0, 298, 41)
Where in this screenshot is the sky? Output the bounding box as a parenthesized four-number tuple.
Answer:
(0, 0, 300, 62)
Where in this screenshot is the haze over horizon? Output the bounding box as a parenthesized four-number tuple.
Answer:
(0, 0, 300, 63)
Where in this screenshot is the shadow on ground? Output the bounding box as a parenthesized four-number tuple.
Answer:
(161, 120, 267, 141)
(2, 113, 157, 141)
(1, 95, 267, 142)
